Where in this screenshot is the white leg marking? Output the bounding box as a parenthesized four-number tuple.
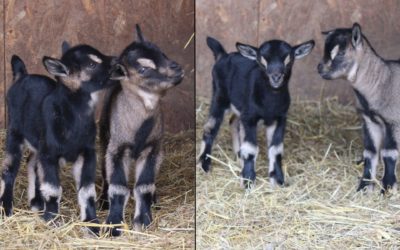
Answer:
(230, 104, 241, 116)
(363, 150, 379, 180)
(155, 150, 164, 174)
(268, 143, 284, 187)
(108, 184, 130, 197)
(196, 141, 206, 162)
(381, 149, 399, 159)
(135, 184, 156, 195)
(133, 185, 155, 219)
(72, 155, 84, 188)
(204, 117, 216, 134)
(266, 122, 277, 147)
(78, 184, 96, 221)
(240, 142, 258, 159)
(363, 116, 384, 179)
(230, 116, 240, 155)
(268, 143, 284, 173)
(40, 182, 62, 203)
(24, 140, 37, 152)
(27, 154, 38, 203)
(58, 157, 67, 168)
(108, 184, 130, 221)
(0, 179, 4, 198)
(135, 147, 152, 182)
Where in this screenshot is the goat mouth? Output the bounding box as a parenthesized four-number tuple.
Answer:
(318, 72, 334, 80)
(269, 79, 283, 89)
(170, 72, 184, 85)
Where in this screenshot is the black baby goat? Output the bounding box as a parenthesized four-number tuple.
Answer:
(0, 43, 116, 234)
(197, 37, 314, 189)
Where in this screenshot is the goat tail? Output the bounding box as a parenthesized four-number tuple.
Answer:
(11, 55, 27, 82)
(206, 36, 227, 61)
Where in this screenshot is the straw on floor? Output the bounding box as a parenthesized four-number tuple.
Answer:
(196, 97, 400, 249)
(0, 130, 194, 249)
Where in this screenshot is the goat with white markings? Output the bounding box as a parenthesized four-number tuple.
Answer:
(197, 36, 314, 189)
(98, 25, 184, 236)
(0, 43, 117, 234)
(318, 23, 400, 193)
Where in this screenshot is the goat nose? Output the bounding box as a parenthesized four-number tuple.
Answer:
(271, 73, 282, 82)
(110, 56, 118, 66)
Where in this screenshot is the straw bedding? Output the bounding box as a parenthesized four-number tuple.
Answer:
(196, 97, 400, 249)
(0, 130, 194, 249)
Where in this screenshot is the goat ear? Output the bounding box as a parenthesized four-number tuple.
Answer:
(293, 40, 315, 59)
(236, 42, 258, 60)
(351, 23, 362, 48)
(61, 41, 71, 55)
(109, 64, 128, 80)
(135, 24, 146, 42)
(43, 57, 69, 77)
(321, 30, 335, 37)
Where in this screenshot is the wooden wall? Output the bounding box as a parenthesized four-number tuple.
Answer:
(196, 0, 400, 103)
(0, 0, 194, 132)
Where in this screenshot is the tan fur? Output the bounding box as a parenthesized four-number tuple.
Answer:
(108, 86, 163, 149)
(61, 71, 91, 91)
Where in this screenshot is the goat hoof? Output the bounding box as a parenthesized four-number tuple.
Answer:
(42, 211, 57, 221)
(106, 215, 124, 236)
(30, 199, 44, 212)
(240, 178, 255, 190)
(133, 213, 152, 231)
(381, 181, 397, 195)
(104, 225, 121, 237)
(357, 180, 374, 193)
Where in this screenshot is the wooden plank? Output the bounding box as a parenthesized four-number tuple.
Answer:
(195, 0, 259, 98)
(4, 0, 194, 133)
(0, 0, 4, 128)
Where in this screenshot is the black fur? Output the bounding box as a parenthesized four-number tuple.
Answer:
(0, 45, 117, 235)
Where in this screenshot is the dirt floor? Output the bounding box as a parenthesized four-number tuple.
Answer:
(196, 97, 400, 249)
(0, 130, 194, 249)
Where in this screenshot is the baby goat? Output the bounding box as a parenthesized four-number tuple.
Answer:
(98, 25, 184, 236)
(0, 43, 116, 234)
(197, 37, 314, 188)
(318, 23, 400, 193)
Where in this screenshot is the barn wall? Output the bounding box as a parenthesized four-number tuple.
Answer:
(196, 0, 400, 104)
(1, 0, 194, 132)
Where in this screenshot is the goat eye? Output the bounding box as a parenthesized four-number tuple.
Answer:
(88, 61, 97, 69)
(138, 67, 150, 74)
